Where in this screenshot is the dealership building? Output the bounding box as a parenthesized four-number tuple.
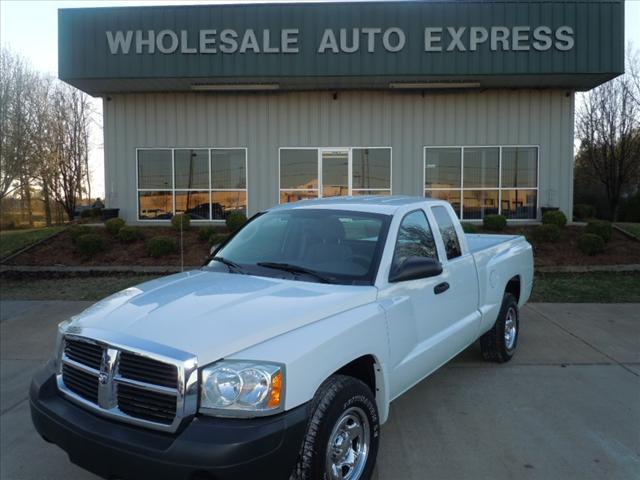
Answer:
(58, 0, 624, 224)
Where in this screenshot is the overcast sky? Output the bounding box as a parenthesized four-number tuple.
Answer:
(2, 0, 639, 198)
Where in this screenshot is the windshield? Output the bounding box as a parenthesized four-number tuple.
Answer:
(208, 209, 391, 285)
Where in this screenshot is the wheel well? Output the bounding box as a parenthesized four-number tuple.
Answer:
(505, 275, 521, 303)
(334, 355, 377, 397)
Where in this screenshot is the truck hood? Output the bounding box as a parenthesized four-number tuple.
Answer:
(67, 270, 378, 366)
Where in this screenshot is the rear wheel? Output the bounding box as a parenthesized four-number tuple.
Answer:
(291, 375, 379, 480)
(480, 293, 519, 363)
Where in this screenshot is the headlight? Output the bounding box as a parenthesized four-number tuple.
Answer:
(200, 361, 284, 417)
(53, 319, 72, 371)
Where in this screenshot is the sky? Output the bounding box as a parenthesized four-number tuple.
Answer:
(1, 0, 639, 197)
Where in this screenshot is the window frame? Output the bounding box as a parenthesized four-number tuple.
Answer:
(278, 146, 393, 203)
(136, 147, 248, 222)
(423, 145, 539, 221)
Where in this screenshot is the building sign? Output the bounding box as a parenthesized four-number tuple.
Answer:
(106, 25, 575, 56)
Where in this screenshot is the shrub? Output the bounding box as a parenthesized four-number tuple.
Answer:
(198, 225, 224, 242)
(118, 226, 144, 244)
(80, 207, 102, 219)
(105, 217, 125, 235)
(226, 211, 247, 232)
(148, 236, 178, 258)
(531, 224, 561, 243)
(461, 222, 479, 233)
(483, 214, 507, 231)
(171, 213, 191, 231)
(208, 233, 226, 250)
(542, 210, 567, 228)
(620, 193, 640, 222)
(69, 225, 94, 244)
(76, 233, 106, 257)
(573, 204, 596, 221)
(586, 220, 613, 243)
(577, 233, 605, 256)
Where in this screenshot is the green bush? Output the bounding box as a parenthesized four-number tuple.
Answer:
(586, 220, 613, 243)
(620, 193, 640, 222)
(226, 211, 247, 232)
(483, 214, 507, 231)
(461, 222, 479, 233)
(577, 233, 605, 256)
(148, 236, 178, 258)
(573, 204, 596, 221)
(542, 210, 567, 228)
(171, 214, 191, 231)
(69, 225, 94, 244)
(118, 226, 144, 244)
(208, 233, 227, 249)
(531, 224, 561, 243)
(75, 233, 106, 257)
(198, 225, 224, 242)
(79, 207, 102, 219)
(105, 217, 125, 234)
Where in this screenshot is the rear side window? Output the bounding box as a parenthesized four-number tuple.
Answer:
(432, 206, 462, 259)
(392, 210, 438, 271)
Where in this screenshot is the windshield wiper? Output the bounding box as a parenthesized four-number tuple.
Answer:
(209, 256, 246, 274)
(256, 262, 334, 284)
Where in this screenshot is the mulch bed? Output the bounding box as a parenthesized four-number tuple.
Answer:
(2, 227, 214, 267)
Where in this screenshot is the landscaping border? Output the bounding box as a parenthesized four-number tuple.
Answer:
(0, 228, 67, 263)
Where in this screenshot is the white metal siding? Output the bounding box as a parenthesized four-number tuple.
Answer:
(103, 89, 574, 223)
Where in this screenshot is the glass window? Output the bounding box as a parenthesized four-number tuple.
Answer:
(352, 148, 391, 190)
(425, 190, 461, 217)
(280, 191, 318, 203)
(431, 206, 462, 260)
(211, 149, 246, 189)
(462, 190, 499, 220)
(175, 191, 210, 219)
(463, 147, 499, 188)
(174, 149, 209, 189)
(501, 190, 538, 219)
(138, 150, 172, 189)
(392, 210, 438, 271)
(322, 150, 349, 197)
(425, 148, 461, 189)
(280, 149, 318, 190)
(502, 147, 537, 188)
(138, 191, 173, 220)
(212, 191, 247, 220)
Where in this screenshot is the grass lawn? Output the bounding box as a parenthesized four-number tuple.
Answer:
(1, 272, 638, 303)
(0, 226, 66, 259)
(615, 223, 640, 238)
(530, 272, 640, 303)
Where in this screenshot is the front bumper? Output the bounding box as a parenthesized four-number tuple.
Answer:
(30, 362, 308, 480)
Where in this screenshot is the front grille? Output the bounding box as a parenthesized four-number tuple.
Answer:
(117, 384, 177, 424)
(64, 338, 103, 370)
(62, 363, 99, 403)
(119, 352, 178, 388)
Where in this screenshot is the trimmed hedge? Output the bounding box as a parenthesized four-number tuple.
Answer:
(76, 233, 106, 257)
(148, 236, 178, 258)
(208, 233, 226, 249)
(226, 211, 247, 232)
(69, 225, 94, 244)
(105, 217, 125, 234)
(531, 224, 561, 243)
(542, 210, 567, 228)
(586, 220, 612, 243)
(171, 214, 191, 231)
(118, 226, 144, 244)
(573, 204, 596, 221)
(482, 214, 507, 232)
(198, 225, 224, 242)
(577, 233, 605, 256)
(461, 222, 479, 234)
(80, 208, 102, 219)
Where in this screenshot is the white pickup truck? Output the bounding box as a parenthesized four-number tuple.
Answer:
(31, 196, 533, 480)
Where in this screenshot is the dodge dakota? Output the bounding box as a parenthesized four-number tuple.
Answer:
(30, 196, 534, 480)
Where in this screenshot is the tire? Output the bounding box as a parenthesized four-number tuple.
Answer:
(290, 375, 380, 480)
(480, 293, 519, 363)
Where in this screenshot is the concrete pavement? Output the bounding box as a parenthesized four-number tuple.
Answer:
(1, 301, 638, 480)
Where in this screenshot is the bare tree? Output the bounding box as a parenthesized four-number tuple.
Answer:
(576, 46, 640, 220)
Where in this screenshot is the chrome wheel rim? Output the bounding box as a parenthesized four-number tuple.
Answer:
(504, 307, 517, 350)
(326, 406, 370, 480)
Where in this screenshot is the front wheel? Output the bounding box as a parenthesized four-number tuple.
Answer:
(480, 293, 519, 363)
(291, 375, 379, 480)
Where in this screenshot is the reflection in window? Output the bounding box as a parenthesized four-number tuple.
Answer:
(432, 206, 462, 259)
(322, 151, 349, 197)
(463, 147, 499, 188)
(392, 210, 438, 271)
(174, 149, 208, 189)
(212, 191, 247, 220)
(501, 190, 538, 219)
(425, 190, 461, 217)
(462, 190, 500, 220)
(280, 149, 318, 190)
(502, 147, 537, 188)
(279, 191, 319, 204)
(175, 191, 210, 219)
(425, 148, 461, 189)
(211, 149, 247, 189)
(352, 148, 391, 190)
(138, 150, 172, 189)
(138, 191, 173, 220)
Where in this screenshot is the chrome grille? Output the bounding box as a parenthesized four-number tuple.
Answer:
(57, 333, 197, 433)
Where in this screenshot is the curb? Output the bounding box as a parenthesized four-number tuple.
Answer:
(536, 264, 640, 273)
(0, 228, 68, 264)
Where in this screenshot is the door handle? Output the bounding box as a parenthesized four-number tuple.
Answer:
(434, 282, 450, 295)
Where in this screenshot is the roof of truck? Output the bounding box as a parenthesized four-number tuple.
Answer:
(269, 195, 444, 215)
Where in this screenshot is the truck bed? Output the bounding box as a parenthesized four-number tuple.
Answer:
(466, 233, 523, 254)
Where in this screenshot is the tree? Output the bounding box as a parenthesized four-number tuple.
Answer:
(575, 45, 640, 220)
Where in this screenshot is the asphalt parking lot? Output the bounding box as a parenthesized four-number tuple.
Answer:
(1, 301, 638, 480)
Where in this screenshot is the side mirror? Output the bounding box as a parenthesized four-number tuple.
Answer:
(389, 257, 442, 283)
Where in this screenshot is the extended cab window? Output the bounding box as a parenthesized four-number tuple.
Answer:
(432, 206, 462, 259)
(392, 210, 438, 271)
